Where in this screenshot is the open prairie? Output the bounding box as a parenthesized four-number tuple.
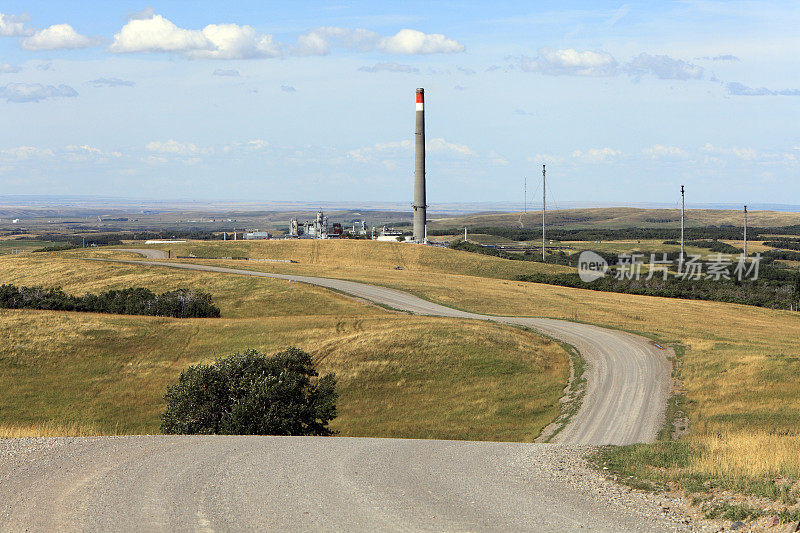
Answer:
(91, 239, 800, 485)
(0, 254, 568, 441)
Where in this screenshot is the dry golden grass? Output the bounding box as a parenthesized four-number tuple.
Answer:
(0, 310, 567, 440)
(692, 432, 800, 480)
(0, 420, 111, 438)
(91, 238, 571, 279)
(0, 254, 383, 319)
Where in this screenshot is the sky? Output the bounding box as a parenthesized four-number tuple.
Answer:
(0, 1, 799, 207)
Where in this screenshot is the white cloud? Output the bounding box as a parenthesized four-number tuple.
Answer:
(145, 140, 200, 155)
(1, 146, 54, 159)
(109, 14, 210, 54)
(110, 13, 281, 59)
(518, 48, 618, 77)
(571, 147, 623, 162)
(624, 53, 703, 80)
(246, 139, 268, 150)
(358, 62, 419, 73)
(110, 16, 460, 59)
(643, 145, 688, 159)
(64, 144, 122, 161)
(700, 143, 759, 160)
(377, 29, 464, 54)
(347, 137, 475, 163)
(188, 23, 281, 59)
(517, 49, 704, 81)
(0, 63, 21, 73)
(427, 138, 475, 156)
(0, 13, 30, 37)
(726, 82, 800, 96)
(0, 83, 78, 103)
(295, 26, 463, 56)
(294, 27, 379, 55)
(20, 24, 94, 51)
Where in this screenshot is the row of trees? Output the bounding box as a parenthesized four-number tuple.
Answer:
(515, 271, 800, 310)
(0, 285, 220, 318)
(434, 225, 800, 242)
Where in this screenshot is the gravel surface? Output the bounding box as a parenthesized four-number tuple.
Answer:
(0, 436, 704, 532)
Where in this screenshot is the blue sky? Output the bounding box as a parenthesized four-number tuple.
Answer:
(1, 1, 798, 206)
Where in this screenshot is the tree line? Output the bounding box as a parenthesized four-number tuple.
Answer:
(433, 225, 800, 242)
(0, 285, 220, 318)
(515, 270, 800, 310)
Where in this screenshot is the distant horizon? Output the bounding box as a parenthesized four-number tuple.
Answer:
(1, 194, 799, 215)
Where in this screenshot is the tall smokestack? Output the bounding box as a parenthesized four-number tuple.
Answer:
(413, 88, 426, 243)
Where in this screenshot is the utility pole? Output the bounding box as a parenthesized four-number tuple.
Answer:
(680, 185, 685, 268)
(542, 165, 546, 261)
(744, 205, 748, 257)
(464, 226, 468, 242)
(524, 176, 527, 214)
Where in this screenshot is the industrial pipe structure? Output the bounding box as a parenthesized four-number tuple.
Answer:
(413, 88, 427, 243)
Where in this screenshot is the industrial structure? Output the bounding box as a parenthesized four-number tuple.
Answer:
(287, 211, 342, 239)
(413, 88, 427, 243)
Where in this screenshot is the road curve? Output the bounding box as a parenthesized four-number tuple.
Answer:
(105, 248, 169, 259)
(92, 258, 672, 446)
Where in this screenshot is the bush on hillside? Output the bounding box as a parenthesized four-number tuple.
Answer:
(160, 348, 338, 435)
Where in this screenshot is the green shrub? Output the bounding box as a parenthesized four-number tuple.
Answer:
(161, 348, 337, 435)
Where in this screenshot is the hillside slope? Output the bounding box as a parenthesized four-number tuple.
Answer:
(430, 207, 800, 230)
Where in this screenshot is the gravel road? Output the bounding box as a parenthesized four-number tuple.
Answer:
(0, 256, 683, 531)
(105, 248, 169, 259)
(0, 436, 694, 532)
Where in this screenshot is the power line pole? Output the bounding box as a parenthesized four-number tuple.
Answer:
(542, 164, 546, 261)
(744, 205, 748, 257)
(680, 185, 685, 268)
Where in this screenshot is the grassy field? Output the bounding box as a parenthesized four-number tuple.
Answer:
(430, 207, 800, 230)
(100, 238, 573, 279)
(0, 239, 61, 255)
(100, 239, 800, 494)
(0, 254, 568, 441)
